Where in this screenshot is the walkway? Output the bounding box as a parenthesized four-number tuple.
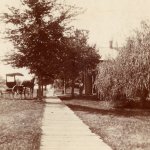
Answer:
(40, 97, 112, 150)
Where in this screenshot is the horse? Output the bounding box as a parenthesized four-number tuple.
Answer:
(12, 85, 25, 99)
(21, 77, 35, 99)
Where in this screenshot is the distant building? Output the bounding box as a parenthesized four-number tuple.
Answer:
(84, 40, 119, 95)
(99, 40, 118, 60)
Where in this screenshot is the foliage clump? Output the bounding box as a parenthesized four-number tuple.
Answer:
(95, 21, 150, 106)
(1, 0, 100, 98)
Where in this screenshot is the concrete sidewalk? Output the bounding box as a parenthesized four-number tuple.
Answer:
(40, 97, 112, 150)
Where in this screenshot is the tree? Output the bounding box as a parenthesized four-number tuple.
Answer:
(1, 0, 80, 99)
(95, 20, 150, 107)
(59, 29, 100, 97)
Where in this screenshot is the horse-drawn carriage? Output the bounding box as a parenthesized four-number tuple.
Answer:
(4, 73, 35, 99)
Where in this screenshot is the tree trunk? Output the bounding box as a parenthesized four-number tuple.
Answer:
(63, 78, 66, 94)
(45, 85, 47, 91)
(71, 78, 75, 98)
(42, 84, 44, 97)
(38, 76, 43, 100)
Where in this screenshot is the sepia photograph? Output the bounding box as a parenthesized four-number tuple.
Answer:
(0, 0, 150, 149)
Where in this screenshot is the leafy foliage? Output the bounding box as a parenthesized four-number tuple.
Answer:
(59, 29, 100, 80)
(95, 20, 150, 103)
(2, 0, 100, 98)
(1, 0, 80, 78)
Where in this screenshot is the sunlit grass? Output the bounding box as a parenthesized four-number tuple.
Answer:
(0, 99, 44, 150)
(62, 98, 150, 150)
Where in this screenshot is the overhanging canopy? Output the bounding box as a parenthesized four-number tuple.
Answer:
(6, 73, 24, 77)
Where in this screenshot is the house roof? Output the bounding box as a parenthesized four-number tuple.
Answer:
(6, 73, 24, 77)
(99, 47, 118, 60)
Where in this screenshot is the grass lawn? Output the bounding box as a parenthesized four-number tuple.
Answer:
(61, 97, 150, 150)
(0, 98, 44, 150)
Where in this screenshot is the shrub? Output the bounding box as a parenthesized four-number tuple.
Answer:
(95, 20, 150, 106)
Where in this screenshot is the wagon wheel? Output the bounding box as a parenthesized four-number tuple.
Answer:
(12, 85, 24, 99)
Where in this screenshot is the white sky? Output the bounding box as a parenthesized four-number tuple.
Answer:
(68, 0, 150, 46)
(0, 0, 150, 78)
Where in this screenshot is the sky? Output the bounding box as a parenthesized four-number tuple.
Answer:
(0, 0, 150, 78)
(68, 0, 150, 46)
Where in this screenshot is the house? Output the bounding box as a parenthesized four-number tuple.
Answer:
(99, 41, 118, 60)
(84, 40, 119, 95)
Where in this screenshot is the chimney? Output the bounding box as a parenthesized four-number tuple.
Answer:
(109, 40, 113, 49)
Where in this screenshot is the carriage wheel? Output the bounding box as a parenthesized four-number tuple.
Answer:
(12, 85, 24, 99)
